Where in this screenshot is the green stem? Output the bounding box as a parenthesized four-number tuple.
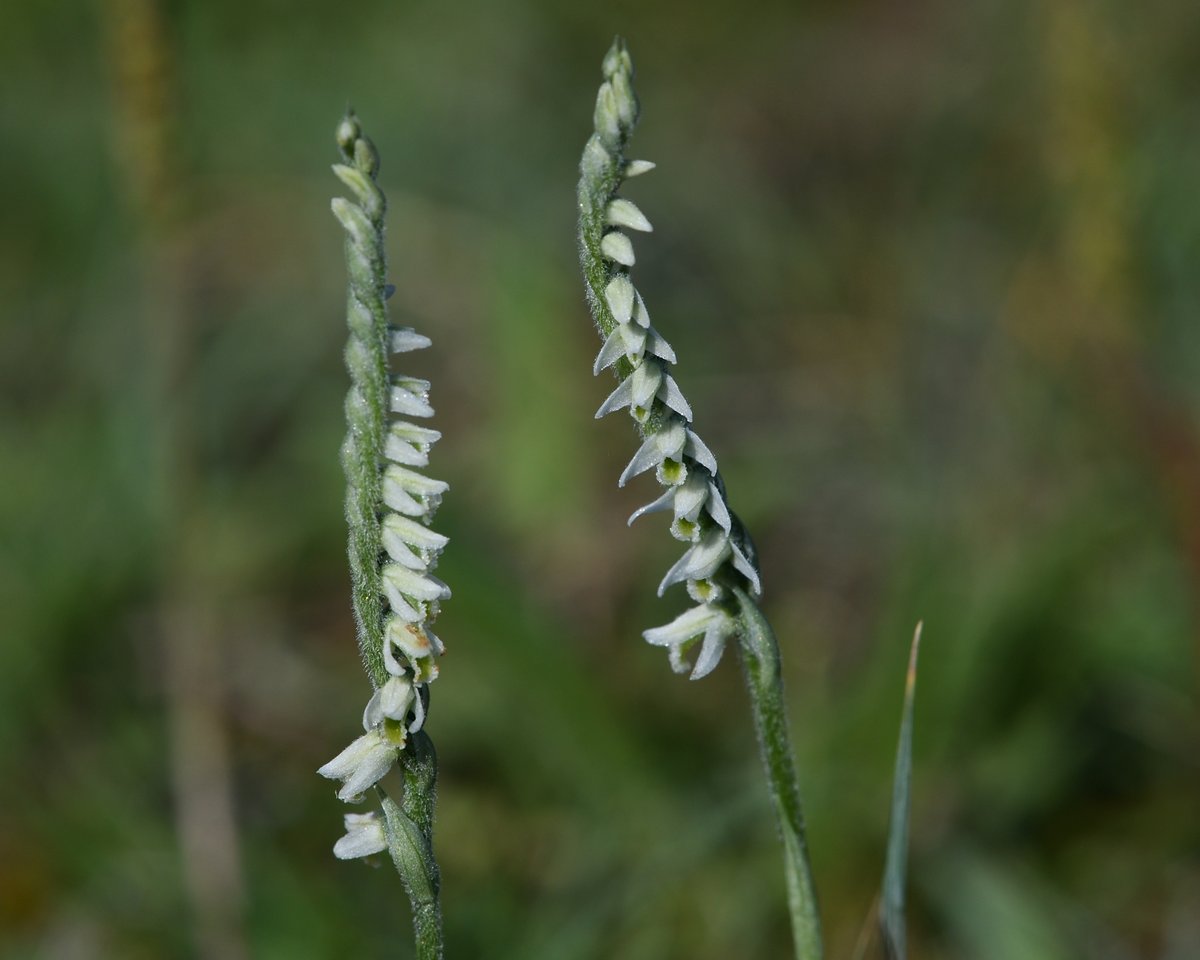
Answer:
(733, 586, 823, 960)
(379, 732, 443, 960)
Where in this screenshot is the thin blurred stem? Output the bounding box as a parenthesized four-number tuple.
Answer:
(733, 587, 822, 960)
(103, 2, 246, 957)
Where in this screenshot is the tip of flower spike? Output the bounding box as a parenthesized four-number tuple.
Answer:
(602, 37, 633, 79)
(336, 112, 360, 156)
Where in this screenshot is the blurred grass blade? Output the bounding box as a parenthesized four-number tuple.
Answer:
(880, 622, 922, 960)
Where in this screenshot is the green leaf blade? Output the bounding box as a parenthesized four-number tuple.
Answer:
(880, 622, 922, 960)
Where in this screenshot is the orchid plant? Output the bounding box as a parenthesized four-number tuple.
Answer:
(320, 112, 446, 960)
(576, 38, 921, 960)
(316, 50, 918, 960)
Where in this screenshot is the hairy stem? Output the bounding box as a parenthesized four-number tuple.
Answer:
(380, 733, 443, 959)
(733, 586, 823, 960)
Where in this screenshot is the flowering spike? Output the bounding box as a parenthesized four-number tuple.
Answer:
(577, 46, 763, 679)
(322, 114, 449, 932)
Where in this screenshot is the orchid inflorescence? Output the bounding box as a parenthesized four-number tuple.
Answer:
(578, 39, 762, 680)
(318, 113, 450, 853)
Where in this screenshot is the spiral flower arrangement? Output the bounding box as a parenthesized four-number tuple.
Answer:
(318, 113, 449, 850)
(577, 39, 762, 679)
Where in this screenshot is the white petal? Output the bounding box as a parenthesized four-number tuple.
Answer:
(385, 430, 429, 467)
(389, 327, 432, 353)
(381, 535, 424, 570)
(656, 419, 688, 460)
(378, 676, 415, 720)
(630, 361, 663, 408)
(595, 376, 633, 418)
(685, 432, 718, 474)
(386, 617, 438, 660)
(607, 198, 653, 232)
(672, 472, 710, 520)
(690, 619, 730, 680)
(657, 548, 698, 596)
(333, 820, 388, 860)
(611, 70, 637, 128)
(331, 197, 373, 248)
(657, 530, 731, 595)
(593, 81, 621, 144)
(643, 604, 720, 647)
(593, 328, 626, 374)
(408, 687, 427, 732)
(624, 159, 656, 178)
(619, 415, 686, 487)
(384, 465, 449, 498)
(618, 322, 647, 358)
(619, 434, 665, 487)
(362, 692, 381, 730)
(390, 386, 434, 418)
(731, 542, 762, 595)
(337, 747, 397, 800)
(628, 487, 675, 526)
(383, 634, 408, 675)
(382, 482, 425, 517)
(382, 563, 451, 602)
(632, 290, 651, 329)
(657, 375, 693, 421)
(604, 275, 635, 324)
(646, 329, 676, 363)
(318, 730, 398, 801)
(425, 629, 445, 656)
(600, 231, 635, 266)
(389, 421, 441, 447)
(687, 529, 733, 580)
(383, 514, 449, 553)
(706, 484, 732, 532)
(318, 735, 369, 780)
(381, 578, 423, 621)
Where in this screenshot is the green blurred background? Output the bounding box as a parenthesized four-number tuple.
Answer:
(2, 0, 1198, 957)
